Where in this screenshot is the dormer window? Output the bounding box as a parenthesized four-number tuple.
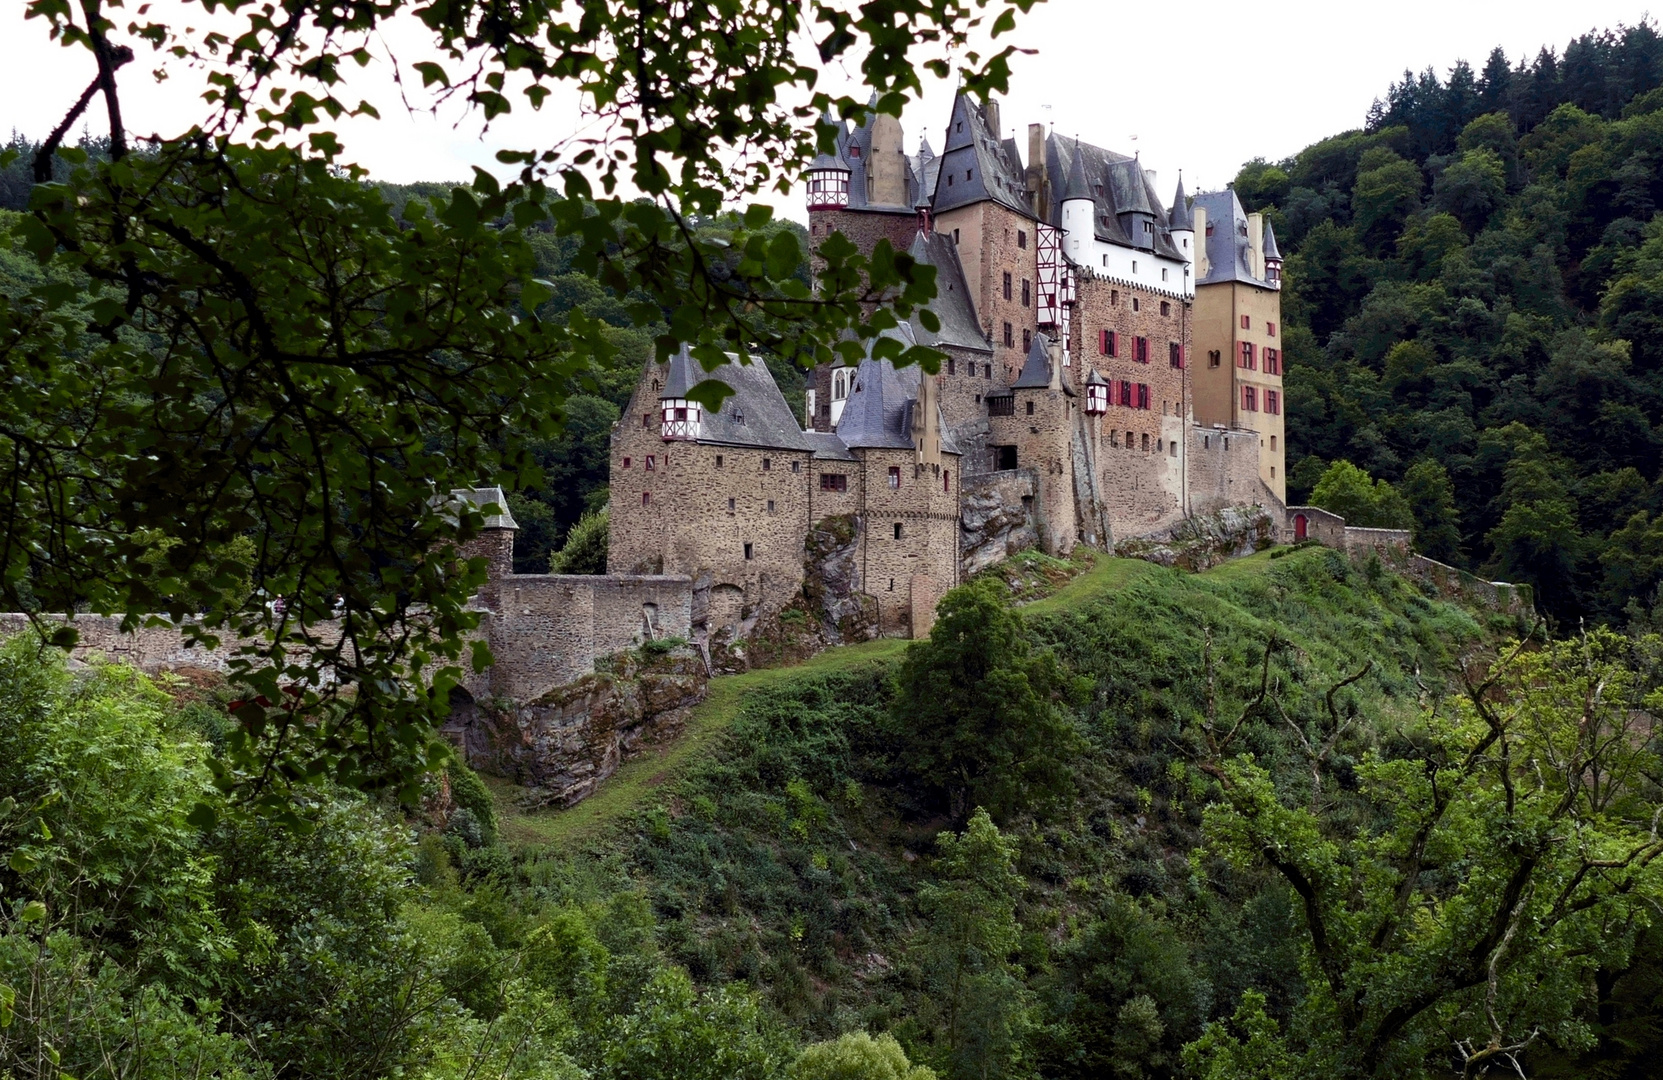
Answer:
(832, 368, 851, 402)
(848, 145, 860, 158)
(660, 398, 700, 440)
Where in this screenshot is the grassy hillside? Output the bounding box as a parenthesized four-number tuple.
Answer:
(495, 547, 1521, 1058)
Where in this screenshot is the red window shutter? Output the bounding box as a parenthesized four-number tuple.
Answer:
(1100, 329, 1108, 355)
(1110, 331, 1118, 357)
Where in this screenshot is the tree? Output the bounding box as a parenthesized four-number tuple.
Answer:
(891, 578, 1081, 821)
(549, 505, 611, 576)
(1308, 461, 1413, 529)
(1432, 149, 1508, 231)
(1196, 629, 1663, 1078)
(792, 1032, 938, 1080)
(2, 0, 1033, 809)
(906, 809, 1034, 1080)
(1399, 459, 1463, 563)
(1350, 151, 1422, 253)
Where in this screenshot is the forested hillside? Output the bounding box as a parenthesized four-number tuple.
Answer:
(1235, 23, 1663, 624)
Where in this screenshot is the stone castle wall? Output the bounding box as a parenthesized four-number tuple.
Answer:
(1189, 426, 1272, 520)
(933, 202, 1040, 381)
(0, 613, 242, 672)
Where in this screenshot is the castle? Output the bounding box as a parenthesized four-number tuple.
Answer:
(605, 90, 1289, 642)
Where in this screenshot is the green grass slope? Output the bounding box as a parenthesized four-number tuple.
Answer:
(497, 546, 1525, 1040)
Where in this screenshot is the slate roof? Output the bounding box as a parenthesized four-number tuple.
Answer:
(1011, 333, 1054, 389)
(1169, 176, 1192, 231)
(654, 348, 812, 452)
(834, 328, 961, 455)
(826, 106, 924, 213)
(908, 231, 993, 354)
(1194, 189, 1274, 288)
(1044, 134, 1186, 261)
(446, 486, 518, 530)
(1061, 140, 1092, 202)
(1262, 218, 1282, 260)
(930, 92, 1035, 218)
(804, 430, 855, 461)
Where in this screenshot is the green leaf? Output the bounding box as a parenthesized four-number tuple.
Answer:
(19, 900, 46, 924)
(7, 851, 36, 874)
(521, 278, 554, 311)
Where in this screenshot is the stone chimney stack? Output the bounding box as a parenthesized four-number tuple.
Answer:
(1193, 206, 1210, 277)
(1026, 122, 1049, 219)
(984, 96, 1000, 140)
(1247, 212, 1265, 279)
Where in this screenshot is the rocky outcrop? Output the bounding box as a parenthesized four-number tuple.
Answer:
(803, 514, 878, 643)
(960, 470, 1039, 576)
(445, 647, 707, 810)
(1115, 505, 1275, 571)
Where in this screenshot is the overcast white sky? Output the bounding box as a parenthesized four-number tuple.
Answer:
(2, 0, 1655, 219)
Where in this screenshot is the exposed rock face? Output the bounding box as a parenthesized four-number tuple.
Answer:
(1115, 505, 1275, 571)
(803, 514, 878, 643)
(960, 470, 1039, 576)
(444, 648, 707, 809)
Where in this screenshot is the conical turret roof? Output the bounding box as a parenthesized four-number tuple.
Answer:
(1012, 333, 1054, 389)
(809, 110, 850, 173)
(1062, 139, 1092, 203)
(1169, 175, 1192, 231)
(1262, 218, 1282, 260)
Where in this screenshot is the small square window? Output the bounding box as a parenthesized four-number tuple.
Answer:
(1017, 230, 1027, 249)
(715, 454, 723, 467)
(1026, 400, 1035, 415)
(728, 497, 736, 511)
(762, 458, 771, 471)
(744, 542, 753, 560)
(888, 466, 901, 489)
(642, 492, 651, 505)
(767, 499, 776, 513)
(1003, 322, 1014, 348)
(645, 455, 655, 471)
(1132, 297, 1140, 311)
(1022, 329, 1031, 353)
(791, 460, 800, 473)
(623, 457, 632, 468)
(893, 522, 903, 539)
(1241, 314, 1251, 330)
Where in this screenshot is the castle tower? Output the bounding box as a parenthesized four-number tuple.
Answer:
(1168, 175, 1195, 274)
(1059, 140, 1094, 264)
(1262, 218, 1283, 287)
(806, 127, 852, 211)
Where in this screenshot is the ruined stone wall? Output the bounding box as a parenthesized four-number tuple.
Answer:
(0, 613, 241, 672)
(1188, 425, 1270, 520)
(932, 203, 1039, 382)
(482, 574, 694, 702)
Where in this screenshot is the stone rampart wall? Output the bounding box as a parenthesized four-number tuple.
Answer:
(0, 613, 241, 672)
(484, 574, 693, 702)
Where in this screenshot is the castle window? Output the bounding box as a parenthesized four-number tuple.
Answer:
(1100, 329, 1117, 356)
(1018, 230, 1027, 249)
(734, 410, 745, 425)
(744, 542, 753, 560)
(715, 454, 723, 467)
(1026, 400, 1035, 415)
(1265, 390, 1280, 415)
(995, 445, 1019, 470)
(1267, 321, 1277, 337)
(1240, 342, 1256, 369)
(985, 364, 992, 379)
(1271, 465, 1276, 477)
(642, 492, 651, 505)
(947, 174, 953, 186)
(1142, 433, 1150, 451)
(623, 457, 632, 468)
(1102, 254, 1108, 267)
(948, 356, 956, 376)
(943, 471, 951, 492)
(1022, 329, 1031, 353)
(1206, 223, 1215, 236)
(1003, 322, 1013, 347)
(966, 169, 973, 181)
(1135, 336, 1148, 363)
(1161, 268, 1169, 282)
(1138, 383, 1151, 410)
(848, 145, 859, 157)
(1241, 314, 1250, 330)
(1264, 348, 1280, 376)
(645, 455, 655, 471)
(767, 500, 776, 513)
(643, 413, 652, 428)
(762, 457, 771, 471)
(1242, 385, 1258, 411)
(820, 473, 847, 492)
(987, 395, 1015, 417)
(975, 394, 982, 403)
(1120, 380, 1133, 407)
(1271, 435, 1277, 450)
(791, 460, 800, 473)
(1169, 342, 1183, 368)
(728, 497, 736, 511)
(1021, 279, 1031, 307)
(1003, 272, 1012, 300)
(1111, 289, 1119, 305)
(888, 466, 901, 489)
(1132, 297, 1140, 311)
(953, 228, 960, 243)
(1170, 441, 1178, 457)
(1160, 300, 1170, 317)
(1126, 431, 1134, 447)
(1204, 435, 1210, 449)
(1209, 350, 1221, 368)
(893, 522, 903, 539)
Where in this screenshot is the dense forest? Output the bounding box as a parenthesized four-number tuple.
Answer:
(1231, 23, 1663, 625)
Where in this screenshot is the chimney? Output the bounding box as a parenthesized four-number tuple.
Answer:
(1026, 122, 1049, 218)
(984, 96, 1000, 140)
(1247, 212, 1264, 279)
(1144, 169, 1158, 194)
(1193, 206, 1209, 277)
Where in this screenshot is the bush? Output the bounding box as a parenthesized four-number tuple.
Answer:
(550, 505, 609, 575)
(792, 1032, 937, 1080)
(447, 762, 499, 846)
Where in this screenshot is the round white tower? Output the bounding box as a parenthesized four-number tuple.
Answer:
(1059, 140, 1094, 263)
(1168, 175, 1195, 296)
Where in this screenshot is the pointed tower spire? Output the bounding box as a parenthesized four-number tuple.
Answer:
(1062, 139, 1092, 203)
(1168, 174, 1192, 231)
